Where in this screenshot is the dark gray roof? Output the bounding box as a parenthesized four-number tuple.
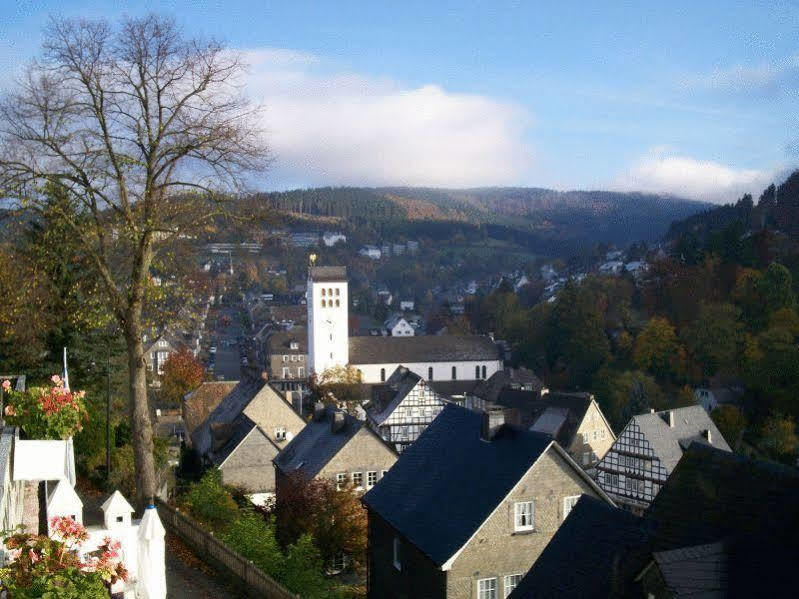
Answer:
(515, 445, 799, 598)
(472, 368, 544, 402)
(273, 405, 362, 478)
(191, 377, 266, 455)
(362, 404, 553, 566)
(210, 413, 266, 466)
(491, 390, 594, 448)
(309, 266, 347, 282)
(265, 327, 307, 354)
(510, 496, 655, 598)
(652, 542, 728, 598)
(428, 380, 479, 398)
(349, 335, 500, 365)
(630, 405, 730, 474)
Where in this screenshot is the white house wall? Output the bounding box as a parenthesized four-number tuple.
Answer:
(354, 360, 502, 384)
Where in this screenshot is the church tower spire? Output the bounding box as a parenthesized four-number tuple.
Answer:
(307, 264, 349, 376)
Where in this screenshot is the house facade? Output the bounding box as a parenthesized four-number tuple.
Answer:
(192, 378, 306, 496)
(365, 366, 448, 452)
(274, 403, 398, 496)
(264, 327, 308, 380)
(384, 316, 414, 337)
(595, 405, 730, 515)
(362, 405, 614, 599)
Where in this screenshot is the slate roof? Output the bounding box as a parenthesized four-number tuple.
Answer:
(362, 404, 556, 566)
(489, 390, 594, 448)
(509, 496, 655, 598)
(349, 334, 500, 365)
(211, 412, 262, 467)
(309, 266, 347, 282)
(471, 368, 545, 402)
(651, 542, 728, 598)
(265, 327, 307, 354)
(630, 405, 730, 474)
(514, 445, 799, 598)
(183, 381, 238, 440)
(273, 405, 363, 478)
(428, 380, 480, 398)
(191, 376, 267, 455)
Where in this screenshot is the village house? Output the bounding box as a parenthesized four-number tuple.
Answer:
(191, 377, 305, 500)
(594, 405, 730, 515)
(182, 380, 237, 441)
(465, 381, 615, 472)
(365, 366, 449, 452)
(264, 327, 308, 380)
(273, 403, 397, 497)
(361, 404, 613, 599)
(384, 315, 414, 337)
(511, 444, 799, 598)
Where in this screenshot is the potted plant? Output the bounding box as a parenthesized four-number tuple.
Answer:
(0, 516, 127, 598)
(2, 375, 88, 440)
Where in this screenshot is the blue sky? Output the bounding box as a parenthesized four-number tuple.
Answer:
(1, 1, 797, 202)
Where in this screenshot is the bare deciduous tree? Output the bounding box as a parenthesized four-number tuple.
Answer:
(0, 14, 269, 504)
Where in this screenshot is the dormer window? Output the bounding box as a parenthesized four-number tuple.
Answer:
(275, 427, 287, 441)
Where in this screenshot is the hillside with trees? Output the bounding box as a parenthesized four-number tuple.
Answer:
(254, 186, 709, 256)
(444, 171, 799, 464)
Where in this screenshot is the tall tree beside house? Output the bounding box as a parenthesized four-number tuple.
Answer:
(160, 348, 205, 405)
(633, 317, 687, 383)
(0, 15, 269, 504)
(275, 473, 368, 573)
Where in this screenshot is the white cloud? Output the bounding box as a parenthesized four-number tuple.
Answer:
(613, 151, 779, 203)
(683, 54, 799, 94)
(241, 48, 535, 188)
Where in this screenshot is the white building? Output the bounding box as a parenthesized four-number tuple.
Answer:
(399, 300, 415, 311)
(359, 246, 381, 260)
(306, 266, 502, 384)
(384, 315, 414, 337)
(322, 232, 347, 247)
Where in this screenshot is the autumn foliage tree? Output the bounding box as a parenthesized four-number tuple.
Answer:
(0, 15, 269, 504)
(160, 348, 205, 405)
(275, 473, 368, 572)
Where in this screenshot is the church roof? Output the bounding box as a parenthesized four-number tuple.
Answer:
(349, 335, 500, 365)
(309, 266, 347, 282)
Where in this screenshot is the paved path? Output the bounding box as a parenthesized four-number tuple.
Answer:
(165, 531, 242, 598)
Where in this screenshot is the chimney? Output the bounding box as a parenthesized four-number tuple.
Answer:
(650, 408, 655, 414)
(703, 429, 712, 443)
(331, 411, 346, 433)
(488, 332, 495, 342)
(481, 406, 505, 441)
(313, 401, 326, 421)
(660, 410, 675, 427)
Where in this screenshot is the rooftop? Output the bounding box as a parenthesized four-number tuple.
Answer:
(309, 266, 347, 282)
(349, 334, 500, 365)
(362, 404, 555, 566)
(273, 405, 364, 478)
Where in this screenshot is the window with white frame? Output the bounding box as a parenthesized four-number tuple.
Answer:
(563, 495, 580, 521)
(513, 501, 534, 532)
(282, 367, 290, 378)
(282, 355, 288, 362)
(274, 426, 287, 441)
(352, 472, 363, 489)
(367, 471, 377, 489)
(392, 536, 402, 570)
(336, 473, 347, 491)
(478, 577, 498, 599)
(298, 367, 305, 377)
(503, 574, 523, 598)
(582, 451, 592, 465)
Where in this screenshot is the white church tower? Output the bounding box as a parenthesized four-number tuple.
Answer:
(307, 264, 349, 376)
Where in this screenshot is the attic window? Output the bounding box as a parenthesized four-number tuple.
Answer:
(116, 516, 123, 523)
(514, 501, 534, 532)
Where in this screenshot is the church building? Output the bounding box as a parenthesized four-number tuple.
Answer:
(307, 266, 502, 384)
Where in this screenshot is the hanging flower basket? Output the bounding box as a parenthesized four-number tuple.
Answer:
(2, 375, 89, 440)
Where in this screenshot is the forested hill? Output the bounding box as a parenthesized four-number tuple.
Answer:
(667, 169, 799, 243)
(255, 187, 708, 254)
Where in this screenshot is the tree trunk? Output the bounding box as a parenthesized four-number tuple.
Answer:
(125, 324, 156, 510)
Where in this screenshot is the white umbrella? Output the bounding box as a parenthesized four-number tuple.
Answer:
(136, 505, 167, 599)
